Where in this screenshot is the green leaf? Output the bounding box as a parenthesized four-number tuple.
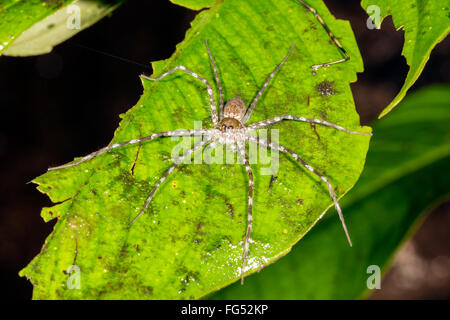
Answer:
(361, 0, 450, 118)
(211, 84, 450, 299)
(0, 0, 124, 56)
(169, 0, 218, 11)
(20, 0, 371, 299)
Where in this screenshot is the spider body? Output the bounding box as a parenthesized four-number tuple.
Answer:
(214, 97, 248, 144)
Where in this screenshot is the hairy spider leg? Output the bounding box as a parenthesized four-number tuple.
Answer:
(205, 40, 224, 120)
(202, 140, 218, 156)
(142, 66, 219, 126)
(296, 0, 350, 71)
(250, 136, 352, 247)
(48, 129, 211, 171)
(248, 115, 372, 136)
(242, 44, 295, 124)
(130, 137, 212, 225)
(237, 141, 254, 284)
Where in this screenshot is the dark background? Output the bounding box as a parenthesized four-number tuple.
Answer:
(0, 0, 448, 299)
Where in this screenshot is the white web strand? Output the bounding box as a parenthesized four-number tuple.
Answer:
(237, 142, 254, 284)
(205, 40, 224, 120)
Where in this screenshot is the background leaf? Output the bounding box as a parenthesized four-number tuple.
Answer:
(0, 0, 124, 56)
(169, 0, 218, 11)
(20, 0, 371, 299)
(361, 0, 450, 118)
(211, 84, 450, 299)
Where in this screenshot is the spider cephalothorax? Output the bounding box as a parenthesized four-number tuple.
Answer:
(215, 115, 246, 145)
(49, 39, 371, 284)
(218, 117, 243, 132)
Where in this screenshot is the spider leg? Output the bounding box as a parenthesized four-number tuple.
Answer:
(296, 0, 350, 71)
(130, 137, 212, 225)
(250, 136, 352, 246)
(205, 40, 224, 120)
(48, 129, 212, 171)
(203, 140, 218, 155)
(142, 66, 219, 125)
(248, 115, 372, 136)
(237, 141, 254, 284)
(242, 44, 295, 124)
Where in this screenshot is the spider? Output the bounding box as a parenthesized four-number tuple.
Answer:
(48, 38, 371, 284)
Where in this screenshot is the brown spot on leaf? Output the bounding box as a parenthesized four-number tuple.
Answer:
(316, 80, 337, 96)
(310, 123, 321, 142)
(268, 175, 278, 192)
(226, 202, 234, 219)
(197, 222, 204, 232)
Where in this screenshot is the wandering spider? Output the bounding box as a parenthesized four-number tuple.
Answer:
(48, 39, 371, 284)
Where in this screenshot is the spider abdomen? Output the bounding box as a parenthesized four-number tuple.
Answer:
(223, 97, 247, 121)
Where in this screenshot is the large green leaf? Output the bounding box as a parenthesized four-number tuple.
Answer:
(211, 84, 450, 299)
(361, 0, 450, 118)
(20, 0, 371, 299)
(0, 0, 124, 56)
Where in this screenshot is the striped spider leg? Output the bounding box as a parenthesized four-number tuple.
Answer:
(141, 63, 219, 126)
(248, 115, 372, 136)
(246, 119, 371, 246)
(48, 129, 212, 171)
(130, 137, 213, 224)
(241, 44, 296, 124)
(248, 135, 354, 246)
(237, 141, 254, 284)
(296, 0, 350, 71)
(48, 129, 214, 222)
